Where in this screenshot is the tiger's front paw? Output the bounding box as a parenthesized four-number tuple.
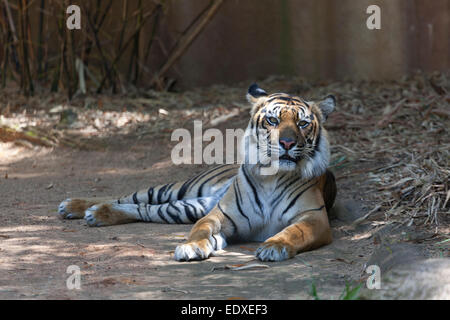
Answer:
(255, 241, 293, 262)
(174, 240, 214, 262)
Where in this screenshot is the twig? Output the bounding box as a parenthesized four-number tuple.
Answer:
(151, 0, 224, 90)
(96, 6, 157, 93)
(377, 98, 407, 127)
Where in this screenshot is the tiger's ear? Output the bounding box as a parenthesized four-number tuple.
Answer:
(246, 83, 268, 104)
(316, 95, 336, 122)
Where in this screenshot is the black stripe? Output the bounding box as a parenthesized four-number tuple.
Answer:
(169, 202, 182, 216)
(287, 179, 312, 200)
(267, 96, 291, 103)
(282, 181, 318, 216)
(167, 205, 183, 224)
(147, 188, 154, 204)
(255, 114, 262, 137)
(132, 192, 138, 204)
(197, 198, 208, 211)
(177, 179, 193, 200)
(164, 183, 175, 201)
(216, 172, 237, 184)
(314, 126, 322, 152)
(241, 166, 264, 215)
(157, 184, 169, 203)
(234, 181, 252, 229)
(157, 206, 170, 223)
(288, 205, 325, 224)
(136, 205, 144, 221)
(218, 203, 238, 233)
(211, 234, 217, 250)
(271, 177, 303, 209)
(180, 165, 230, 200)
(181, 202, 198, 222)
(187, 202, 203, 218)
(271, 176, 302, 208)
(197, 167, 236, 197)
(275, 173, 289, 188)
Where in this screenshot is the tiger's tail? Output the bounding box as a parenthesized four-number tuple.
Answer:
(323, 169, 337, 217)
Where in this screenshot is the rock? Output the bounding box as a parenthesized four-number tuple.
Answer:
(59, 109, 78, 126)
(330, 199, 364, 222)
(360, 259, 450, 300)
(365, 242, 426, 274)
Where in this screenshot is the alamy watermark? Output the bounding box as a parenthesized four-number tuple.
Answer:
(366, 5, 381, 30)
(366, 265, 381, 290)
(66, 5, 81, 30)
(171, 121, 281, 175)
(66, 4, 382, 31)
(66, 265, 81, 290)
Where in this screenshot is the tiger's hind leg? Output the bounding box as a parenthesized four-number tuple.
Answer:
(58, 197, 116, 220)
(58, 165, 237, 222)
(58, 181, 186, 220)
(83, 197, 219, 227)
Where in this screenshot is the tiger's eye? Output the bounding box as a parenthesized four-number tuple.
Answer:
(299, 120, 310, 128)
(266, 116, 279, 126)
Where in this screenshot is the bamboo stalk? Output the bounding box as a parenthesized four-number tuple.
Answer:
(36, 0, 45, 77)
(18, 0, 34, 96)
(151, 0, 224, 90)
(0, 3, 8, 87)
(2, 0, 18, 43)
(96, 5, 157, 93)
(117, 0, 129, 53)
(132, 0, 143, 85)
(0, 0, 224, 95)
(86, 5, 116, 93)
(144, 4, 162, 63)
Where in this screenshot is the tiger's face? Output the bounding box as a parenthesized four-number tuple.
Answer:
(244, 84, 336, 178)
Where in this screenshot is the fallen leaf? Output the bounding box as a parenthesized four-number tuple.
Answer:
(331, 258, 354, 265)
(212, 263, 270, 272)
(161, 287, 189, 294)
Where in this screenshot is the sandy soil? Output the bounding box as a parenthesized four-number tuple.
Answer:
(0, 112, 444, 300)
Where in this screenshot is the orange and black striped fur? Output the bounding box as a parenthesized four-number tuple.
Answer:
(58, 84, 337, 262)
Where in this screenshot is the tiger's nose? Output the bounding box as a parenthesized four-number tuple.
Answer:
(279, 138, 296, 150)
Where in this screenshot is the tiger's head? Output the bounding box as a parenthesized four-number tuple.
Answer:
(242, 84, 336, 179)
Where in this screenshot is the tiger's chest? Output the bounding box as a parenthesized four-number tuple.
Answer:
(222, 178, 319, 242)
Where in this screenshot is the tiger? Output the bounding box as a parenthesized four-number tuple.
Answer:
(58, 84, 337, 262)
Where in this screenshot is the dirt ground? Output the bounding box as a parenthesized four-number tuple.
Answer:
(0, 113, 444, 301)
(1, 75, 448, 300)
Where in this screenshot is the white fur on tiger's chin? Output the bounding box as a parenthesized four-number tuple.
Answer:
(276, 159, 297, 172)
